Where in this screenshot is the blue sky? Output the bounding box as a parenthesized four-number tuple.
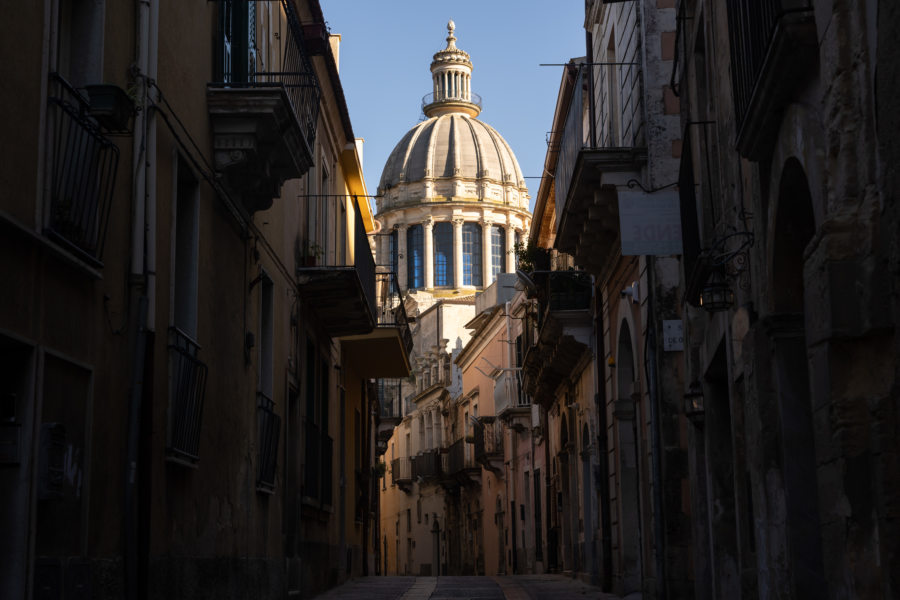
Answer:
(318, 0, 586, 211)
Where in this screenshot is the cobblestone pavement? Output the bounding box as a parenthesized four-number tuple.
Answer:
(310, 575, 625, 600)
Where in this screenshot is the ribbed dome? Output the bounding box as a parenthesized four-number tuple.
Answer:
(378, 113, 526, 194)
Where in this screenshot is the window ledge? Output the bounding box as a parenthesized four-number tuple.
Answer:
(0, 209, 103, 280)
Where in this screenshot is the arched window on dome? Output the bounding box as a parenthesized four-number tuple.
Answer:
(490, 225, 506, 279)
(462, 223, 483, 287)
(433, 222, 454, 286)
(407, 225, 424, 289)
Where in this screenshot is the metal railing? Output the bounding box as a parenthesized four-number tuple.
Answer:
(726, 0, 812, 131)
(46, 73, 119, 264)
(256, 392, 280, 491)
(447, 438, 476, 474)
(421, 91, 482, 112)
(411, 449, 442, 480)
(211, 0, 320, 150)
(391, 456, 411, 484)
(375, 270, 414, 355)
(555, 62, 642, 220)
(353, 199, 376, 320)
(494, 371, 529, 415)
(166, 328, 208, 463)
(473, 419, 502, 462)
(547, 271, 592, 312)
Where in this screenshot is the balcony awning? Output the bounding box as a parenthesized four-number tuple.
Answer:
(341, 327, 411, 378)
(297, 267, 374, 337)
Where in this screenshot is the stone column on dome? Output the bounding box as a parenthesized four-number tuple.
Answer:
(423, 217, 434, 289)
(482, 216, 494, 287)
(397, 223, 408, 291)
(506, 225, 517, 273)
(452, 217, 464, 288)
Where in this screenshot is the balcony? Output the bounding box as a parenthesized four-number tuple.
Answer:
(473, 418, 503, 475)
(256, 393, 280, 492)
(340, 269, 413, 378)
(411, 448, 443, 481)
(554, 63, 647, 273)
(166, 328, 208, 466)
(391, 456, 412, 491)
(726, 0, 816, 159)
(297, 199, 376, 338)
(45, 74, 120, 265)
(521, 272, 592, 405)
(207, 0, 320, 213)
(447, 438, 480, 486)
(494, 371, 530, 431)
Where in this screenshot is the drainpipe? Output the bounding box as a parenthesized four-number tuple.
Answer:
(646, 256, 667, 599)
(125, 2, 155, 598)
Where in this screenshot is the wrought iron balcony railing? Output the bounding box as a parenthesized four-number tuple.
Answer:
(555, 62, 642, 220)
(211, 0, 320, 151)
(473, 419, 502, 463)
(726, 0, 812, 131)
(256, 392, 280, 491)
(166, 328, 208, 464)
(494, 371, 529, 416)
(375, 270, 414, 356)
(411, 449, 442, 480)
(391, 456, 412, 484)
(46, 73, 119, 264)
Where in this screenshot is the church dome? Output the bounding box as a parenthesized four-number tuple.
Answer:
(378, 113, 527, 195)
(373, 21, 531, 297)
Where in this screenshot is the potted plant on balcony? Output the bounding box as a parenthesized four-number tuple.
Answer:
(300, 241, 324, 266)
(512, 239, 550, 273)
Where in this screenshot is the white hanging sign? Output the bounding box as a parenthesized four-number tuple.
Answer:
(618, 190, 683, 256)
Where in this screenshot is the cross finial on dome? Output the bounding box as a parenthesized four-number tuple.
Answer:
(446, 19, 457, 50)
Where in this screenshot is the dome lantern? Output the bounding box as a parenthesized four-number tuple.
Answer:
(424, 20, 481, 118)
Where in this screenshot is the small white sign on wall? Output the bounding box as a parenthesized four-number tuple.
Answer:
(618, 190, 684, 256)
(663, 320, 684, 352)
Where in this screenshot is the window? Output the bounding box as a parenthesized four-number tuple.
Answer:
(173, 157, 199, 338)
(218, 0, 258, 83)
(258, 273, 274, 398)
(407, 225, 424, 289)
(490, 225, 505, 279)
(303, 338, 332, 506)
(462, 222, 482, 286)
(433, 222, 453, 286)
(389, 230, 398, 274)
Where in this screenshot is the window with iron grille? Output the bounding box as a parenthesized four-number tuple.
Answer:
(389, 230, 398, 275)
(407, 225, 424, 289)
(433, 222, 453, 286)
(462, 222, 482, 286)
(491, 225, 505, 279)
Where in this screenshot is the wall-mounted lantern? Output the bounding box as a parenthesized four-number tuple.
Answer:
(699, 270, 734, 312)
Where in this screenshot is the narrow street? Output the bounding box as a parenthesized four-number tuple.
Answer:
(311, 576, 626, 600)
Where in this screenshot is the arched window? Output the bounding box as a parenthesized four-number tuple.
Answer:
(462, 222, 483, 286)
(433, 222, 453, 286)
(490, 225, 505, 279)
(407, 225, 424, 289)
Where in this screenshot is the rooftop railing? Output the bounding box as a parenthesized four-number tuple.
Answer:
(421, 91, 482, 112)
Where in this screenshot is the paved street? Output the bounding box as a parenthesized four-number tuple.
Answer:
(310, 576, 625, 600)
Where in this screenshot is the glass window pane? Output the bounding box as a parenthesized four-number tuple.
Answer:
(434, 222, 453, 286)
(407, 225, 423, 289)
(462, 223, 482, 286)
(491, 225, 505, 278)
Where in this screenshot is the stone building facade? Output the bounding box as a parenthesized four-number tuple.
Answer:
(673, 1, 898, 598)
(0, 1, 410, 598)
